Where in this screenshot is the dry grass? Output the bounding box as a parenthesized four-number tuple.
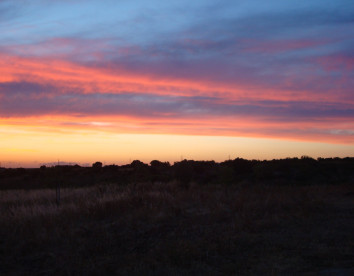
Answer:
(1, 181, 353, 275)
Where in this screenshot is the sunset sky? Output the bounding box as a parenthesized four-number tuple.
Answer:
(0, 0, 353, 167)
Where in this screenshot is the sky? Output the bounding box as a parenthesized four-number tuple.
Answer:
(0, 0, 353, 167)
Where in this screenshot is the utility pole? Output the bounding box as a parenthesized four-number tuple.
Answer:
(56, 159, 60, 206)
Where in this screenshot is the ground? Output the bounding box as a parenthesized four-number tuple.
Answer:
(1, 181, 353, 275)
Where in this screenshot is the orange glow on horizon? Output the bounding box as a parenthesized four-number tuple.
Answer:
(1, 52, 353, 167)
(1, 113, 353, 145)
(1, 123, 353, 168)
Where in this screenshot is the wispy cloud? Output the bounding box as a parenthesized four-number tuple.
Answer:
(0, 0, 353, 146)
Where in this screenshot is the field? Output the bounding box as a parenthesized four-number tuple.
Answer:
(1, 180, 353, 275)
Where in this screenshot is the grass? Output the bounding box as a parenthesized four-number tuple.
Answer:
(1, 181, 353, 275)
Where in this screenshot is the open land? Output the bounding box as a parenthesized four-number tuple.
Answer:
(0, 158, 353, 275)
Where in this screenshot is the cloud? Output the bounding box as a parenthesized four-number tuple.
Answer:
(1, 80, 352, 127)
(1, 0, 352, 102)
(0, 0, 353, 145)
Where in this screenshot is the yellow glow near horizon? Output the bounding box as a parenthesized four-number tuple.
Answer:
(1, 124, 353, 168)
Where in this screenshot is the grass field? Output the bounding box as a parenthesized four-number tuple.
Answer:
(1, 181, 353, 275)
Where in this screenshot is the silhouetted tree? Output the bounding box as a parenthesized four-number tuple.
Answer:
(130, 160, 148, 169)
(92, 162, 103, 169)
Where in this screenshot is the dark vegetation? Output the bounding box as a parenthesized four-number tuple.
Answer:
(0, 157, 353, 275)
(1, 157, 353, 190)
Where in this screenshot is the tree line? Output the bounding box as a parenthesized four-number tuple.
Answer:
(0, 157, 353, 190)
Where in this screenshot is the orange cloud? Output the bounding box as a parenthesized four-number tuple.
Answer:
(0, 52, 353, 147)
(1, 113, 353, 145)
